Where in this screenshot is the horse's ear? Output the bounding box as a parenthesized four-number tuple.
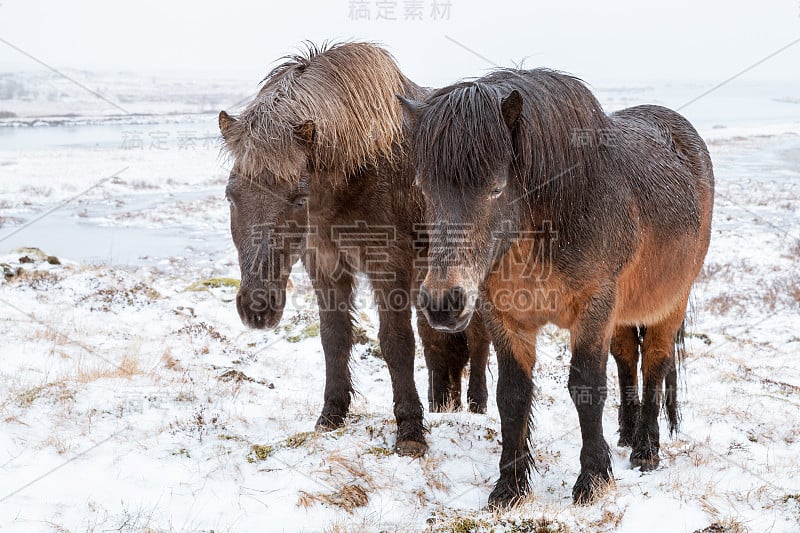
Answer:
(294, 120, 316, 147)
(500, 90, 523, 131)
(396, 94, 425, 125)
(219, 110, 236, 140)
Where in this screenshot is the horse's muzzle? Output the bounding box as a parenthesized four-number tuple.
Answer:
(418, 283, 474, 333)
(236, 286, 285, 329)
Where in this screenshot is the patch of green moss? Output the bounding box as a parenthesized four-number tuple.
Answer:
(171, 448, 191, 458)
(433, 516, 568, 533)
(185, 277, 240, 292)
(286, 322, 320, 343)
(285, 431, 315, 448)
(246, 444, 274, 463)
(441, 517, 487, 533)
(500, 518, 570, 533)
(366, 446, 393, 457)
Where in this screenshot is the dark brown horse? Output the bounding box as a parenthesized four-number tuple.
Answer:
(400, 68, 714, 503)
(218, 42, 490, 455)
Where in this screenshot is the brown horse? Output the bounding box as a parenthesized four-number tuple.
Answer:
(400, 68, 714, 504)
(218, 42, 490, 456)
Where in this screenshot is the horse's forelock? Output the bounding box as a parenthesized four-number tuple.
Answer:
(414, 83, 513, 194)
(413, 69, 612, 217)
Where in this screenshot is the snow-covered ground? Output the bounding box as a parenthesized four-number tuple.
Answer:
(0, 77, 799, 532)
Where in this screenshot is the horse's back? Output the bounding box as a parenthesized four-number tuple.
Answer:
(609, 105, 714, 229)
(611, 104, 714, 190)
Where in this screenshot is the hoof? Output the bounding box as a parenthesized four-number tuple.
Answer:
(428, 403, 448, 414)
(468, 401, 487, 415)
(315, 413, 345, 432)
(630, 452, 660, 471)
(572, 470, 611, 505)
(487, 483, 524, 509)
(395, 439, 428, 457)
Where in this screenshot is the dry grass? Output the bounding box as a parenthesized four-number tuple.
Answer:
(161, 350, 182, 371)
(761, 274, 800, 311)
(296, 452, 378, 513)
(7, 269, 62, 289)
(42, 434, 72, 455)
(12, 381, 75, 408)
(76, 353, 142, 383)
(696, 262, 727, 284)
(298, 484, 369, 514)
(692, 518, 750, 533)
(705, 293, 744, 316)
(421, 456, 452, 493)
(590, 509, 624, 530)
(79, 282, 161, 311)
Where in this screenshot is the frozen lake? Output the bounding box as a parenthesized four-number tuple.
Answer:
(0, 115, 232, 266)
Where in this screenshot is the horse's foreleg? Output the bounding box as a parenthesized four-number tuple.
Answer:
(377, 285, 427, 456)
(487, 327, 536, 507)
(570, 294, 614, 504)
(610, 326, 641, 447)
(314, 274, 356, 431)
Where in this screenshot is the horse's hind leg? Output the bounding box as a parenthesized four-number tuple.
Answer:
(417, 314, 468, 412)
(610, 325, 640, 447)
(465, 311, 490, 414)
(631, 307, 685, 470)
(664, 322, 685, 436)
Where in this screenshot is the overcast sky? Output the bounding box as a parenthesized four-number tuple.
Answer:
(1, 0, 799, 87)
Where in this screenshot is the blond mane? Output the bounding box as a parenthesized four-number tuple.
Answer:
(222, 41, 410, 182)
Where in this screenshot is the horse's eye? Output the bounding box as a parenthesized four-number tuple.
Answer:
(292, 195, 308, 209)
(490, 187, 504, 199)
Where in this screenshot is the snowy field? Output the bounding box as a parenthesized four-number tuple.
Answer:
(0, 74, 799, 532)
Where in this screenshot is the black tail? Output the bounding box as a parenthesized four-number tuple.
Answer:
(664, 322, 686, 436)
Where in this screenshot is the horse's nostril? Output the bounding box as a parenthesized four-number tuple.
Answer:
(419, 283, 472, 332)
(447, 286, 467, 313)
